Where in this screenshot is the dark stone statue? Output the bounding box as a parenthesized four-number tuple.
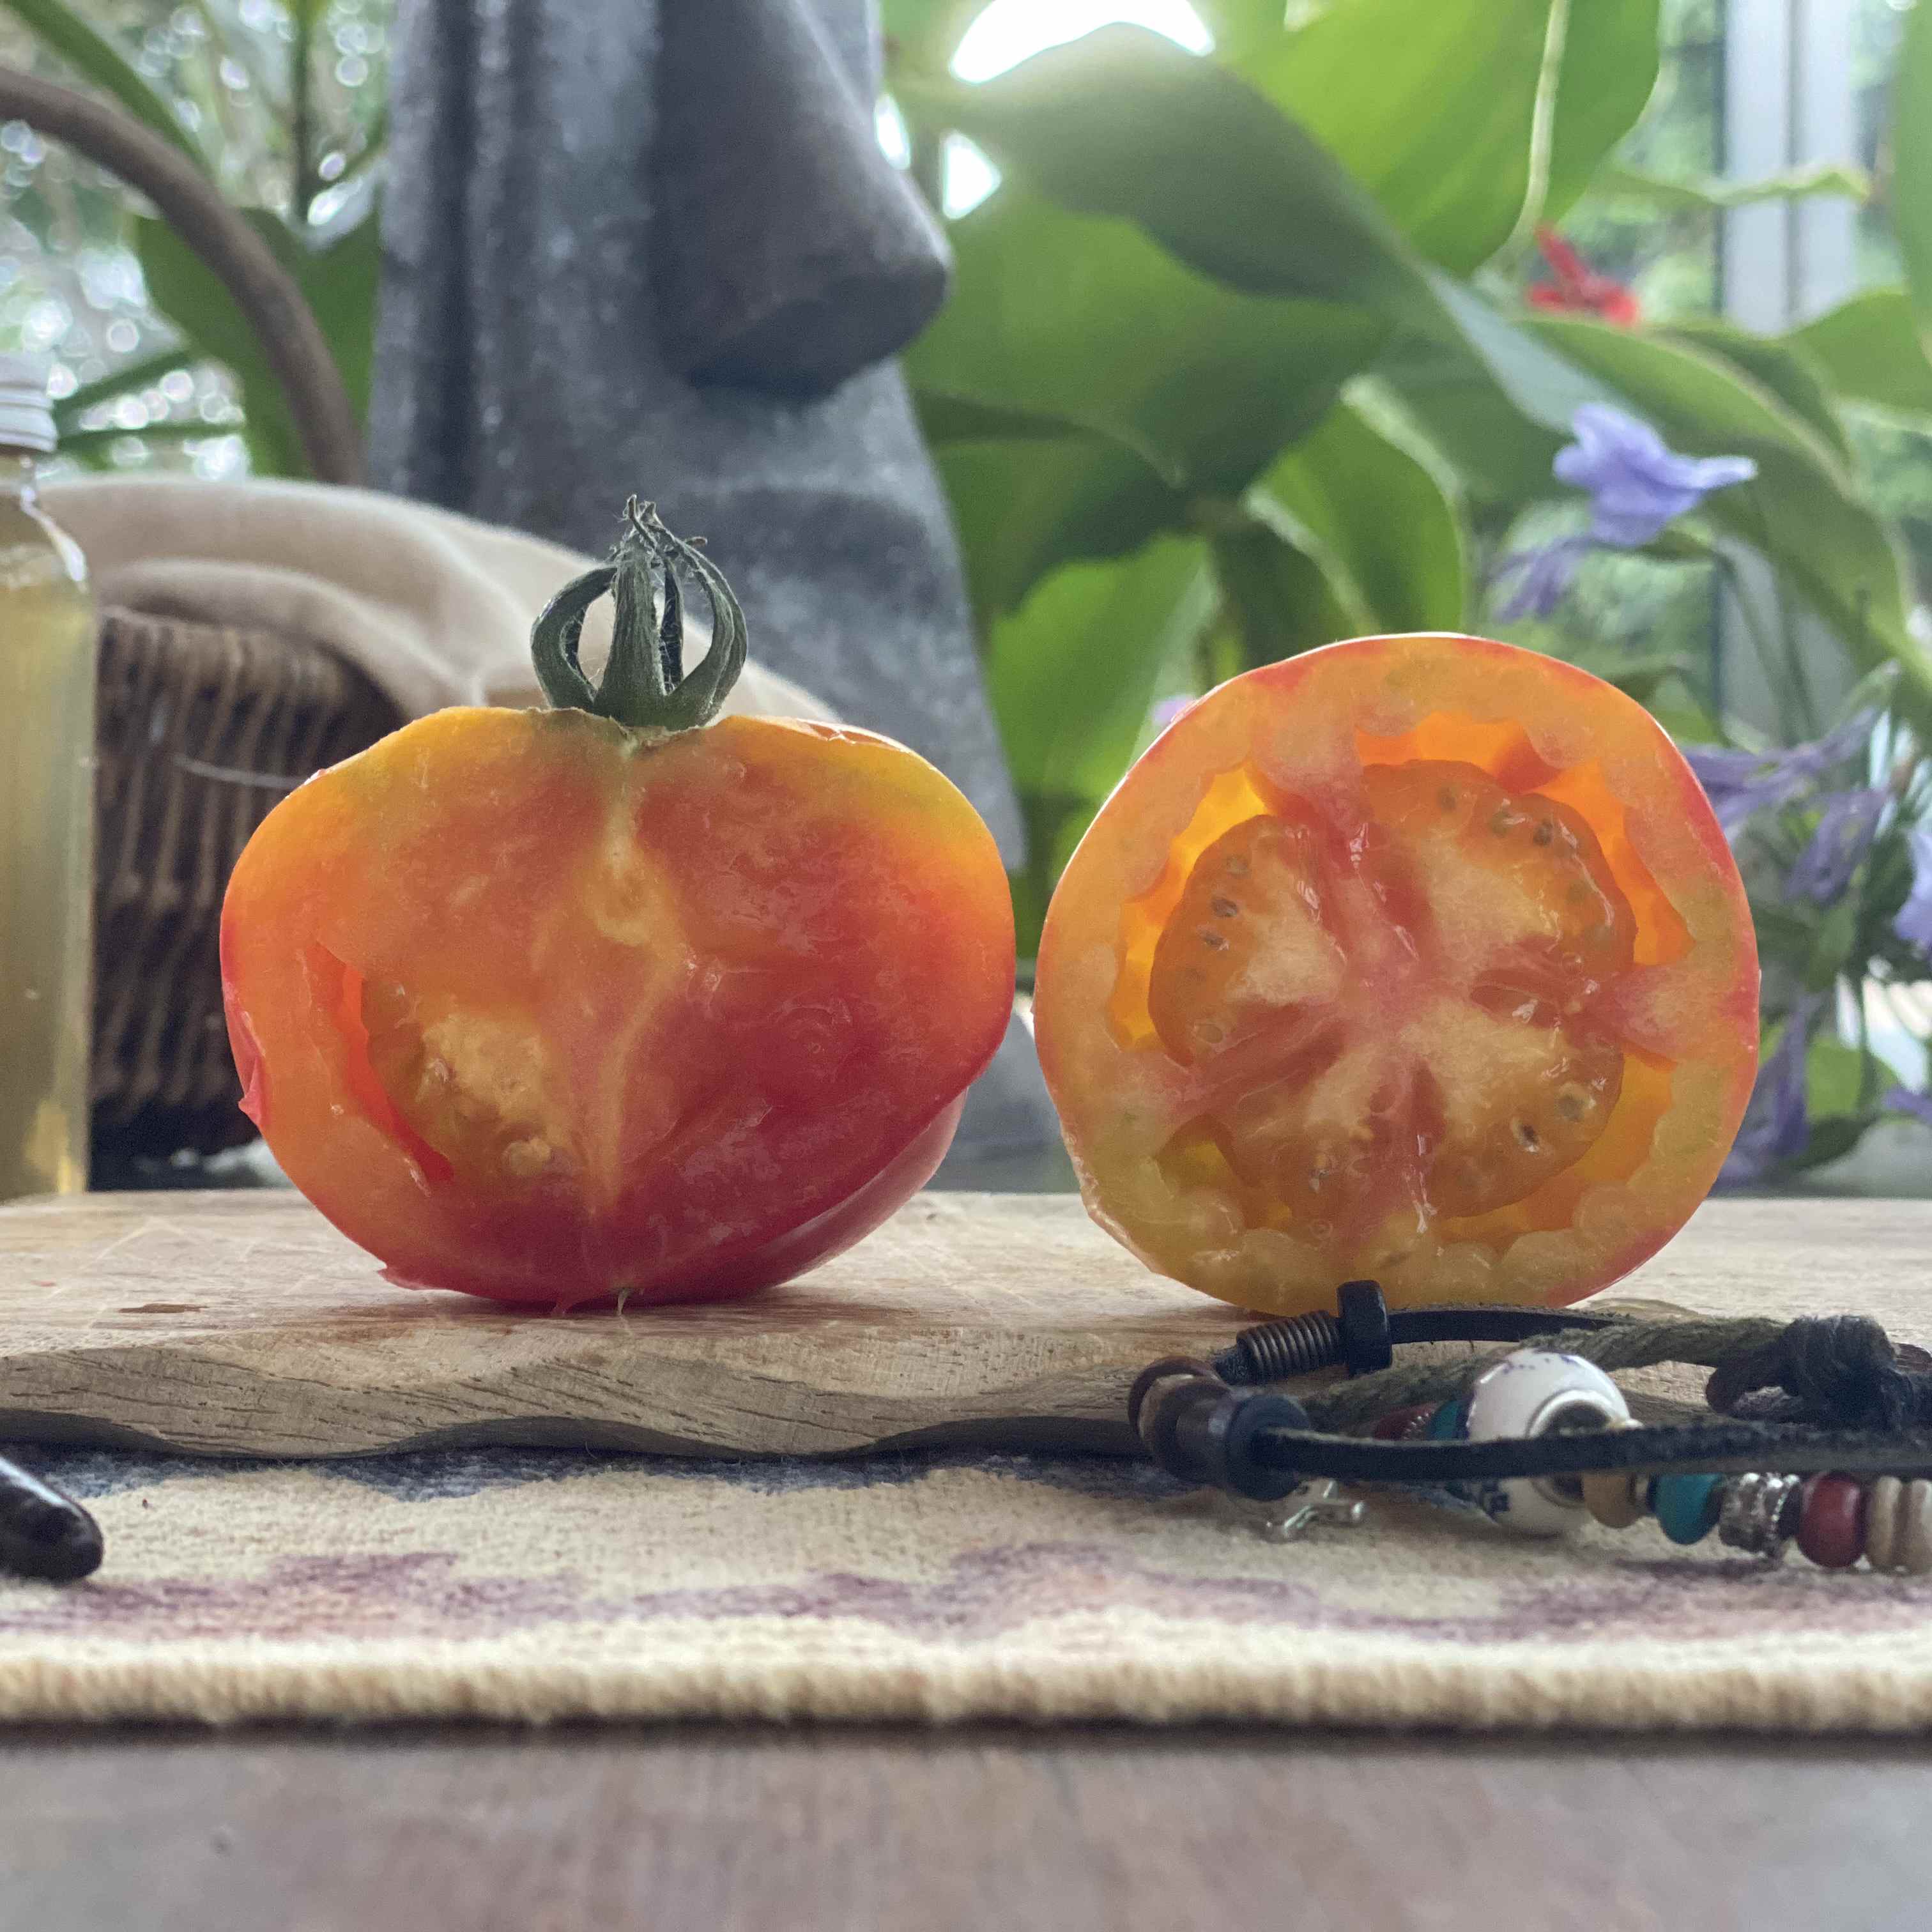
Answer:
(370, 0, 1066, 1181)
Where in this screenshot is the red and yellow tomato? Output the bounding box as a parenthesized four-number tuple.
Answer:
(222, 508, 1014, 1308)
(1034, 634, 1758, 1315)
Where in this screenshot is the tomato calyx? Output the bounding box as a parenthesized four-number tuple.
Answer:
(531, 496, 749, 733)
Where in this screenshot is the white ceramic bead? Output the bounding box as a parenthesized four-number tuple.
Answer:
(1460, 1349, 1632, 1537)
(1867, 1476, 1932, 1574)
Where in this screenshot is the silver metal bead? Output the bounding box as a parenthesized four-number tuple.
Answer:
(1461, 1349, 1632, 1537)
(1718, 1472, 1802, 1561)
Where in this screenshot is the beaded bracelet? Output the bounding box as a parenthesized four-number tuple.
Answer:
(1128, 1284, 1932, 1572)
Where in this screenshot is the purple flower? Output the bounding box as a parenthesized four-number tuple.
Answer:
(1718, 995, 1820, 1186)
(1886, 1085, 1932, 1130)
(1554, 404, 1758, 548)
(1492, 535, 1592, 622)
(1785, 786, 1887, 905)
(1679, 710, 1874, 835)
(1491, 406, 1756, 622)
(1896, 826, 1932, 953)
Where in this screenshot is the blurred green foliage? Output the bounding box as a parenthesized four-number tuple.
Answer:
(889, 0, 1932, 963)
(0, 0, 386, 475)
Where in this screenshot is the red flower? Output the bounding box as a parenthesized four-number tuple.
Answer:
(1528, 226, 1639, 327)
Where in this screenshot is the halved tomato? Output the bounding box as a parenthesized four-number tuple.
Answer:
(1033, 634, 1759, 1315)
(220, 503, 1014, 1308)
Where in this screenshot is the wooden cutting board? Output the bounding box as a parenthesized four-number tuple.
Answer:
(0, 1190, 1923, 1459)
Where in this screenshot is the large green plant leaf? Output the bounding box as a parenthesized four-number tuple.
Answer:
(0, 0, 206, 165)
(1894, 0, 1932, 360)
(901, 26, 1606, 434)
(1211, 512, 1363, 669)
(985, 535, 1215, 952)
(1253, 399, 1467, 632)
(1787, 289, 1932, 424)
(1602, 160, 1869, 214)
(136, 206, 379, 477)
(909, 187, 1386, 618)
(1209, 0, 1658, 270)
(1660, 318, 1851, 463)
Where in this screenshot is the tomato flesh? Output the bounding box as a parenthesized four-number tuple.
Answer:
(221, 707, 1015, 1307)
(1036, 636, 1758, 1315)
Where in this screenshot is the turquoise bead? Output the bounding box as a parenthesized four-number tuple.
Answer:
(1653, 1473, 1723, 1545)
(1425, 1399, 1466, 1441)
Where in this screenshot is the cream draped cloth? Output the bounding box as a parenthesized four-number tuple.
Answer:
(42, 475, 838, 723)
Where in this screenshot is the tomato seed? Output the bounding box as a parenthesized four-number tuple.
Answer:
(1223, 854, 1250, 876)
(1514, 1119, 1542, 1151)
(1209, 895, 1239, 917)
(1199, 928, 1229, 950)
(1438, 786, 1457, 811)
(1489, 807, 1514, 835)
(1194, 1020, 1226, 1045)
(1533, 820, 1554, 846)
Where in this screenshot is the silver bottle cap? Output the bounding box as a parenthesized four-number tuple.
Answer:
(0, 353, 56, 454)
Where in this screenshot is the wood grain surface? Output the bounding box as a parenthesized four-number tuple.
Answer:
(3, 1722, 1930, 1932)
(0, 1190, 1926, 1458)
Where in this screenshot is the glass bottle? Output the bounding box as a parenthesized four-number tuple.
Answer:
(0, 356, 95, 1201)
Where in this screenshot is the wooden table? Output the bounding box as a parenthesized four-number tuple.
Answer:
(4, 1723, 1929, 1929)
(4, 1184, 1931, 1927)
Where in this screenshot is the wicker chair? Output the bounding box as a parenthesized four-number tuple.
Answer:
(0, 68, 394, 1163)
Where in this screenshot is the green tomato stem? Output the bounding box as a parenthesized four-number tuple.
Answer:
(530, 498, 748, 732)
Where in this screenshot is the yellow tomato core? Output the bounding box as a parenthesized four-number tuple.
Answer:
(1110, 711, 1688, 1252)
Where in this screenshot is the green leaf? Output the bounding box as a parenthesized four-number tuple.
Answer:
(1531, 318, 1929, 710)
(1787, 289, 1932, 425)
(52, 348, 195, 436)
(1541, 1, 1665, 225)
(1600, 160, 1869, 213)
(1216, 0, 1659, 270)
(0, 0, 206, 165)
(910, 387, 1181, 486)
(910, 186, 1386, 618)
(901, 27, 1607, 435)
(54, 419, 220, 457)
(135, 206, 378, 478)
(985, 536, 1215, 952)
(1211, 513, 1363, 668)
(1659, 318, 1851, 464)
(878, 0, 983, 71)
(1252, 398, 1467, 632)
(1897, 0, 1932, 362)
(988, 535, 1213, 808)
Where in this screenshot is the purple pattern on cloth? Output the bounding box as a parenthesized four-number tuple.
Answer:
(1887, 1085, 1932, 1130)
(3, 1526, 1928, 1650)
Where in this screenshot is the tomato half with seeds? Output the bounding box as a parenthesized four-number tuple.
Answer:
(221, 503, 1013, 1308)
(1034, 634, 1758, 1315)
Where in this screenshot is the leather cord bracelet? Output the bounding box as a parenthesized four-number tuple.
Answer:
(1130, 1287, 1932, 1570)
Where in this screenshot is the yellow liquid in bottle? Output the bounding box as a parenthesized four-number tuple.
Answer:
(0, 456, 95, 1200)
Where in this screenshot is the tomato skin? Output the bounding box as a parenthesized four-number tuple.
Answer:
(1035, 634, 1759, 1317)
(221, 707, 1015, 1307)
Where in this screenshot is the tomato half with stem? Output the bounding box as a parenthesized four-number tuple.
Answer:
(221, 502, 1014, 1308)
(1034, 634, 1759, 1315)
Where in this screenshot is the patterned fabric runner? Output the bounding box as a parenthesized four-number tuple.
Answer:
(3, 1439, 1929, 1729)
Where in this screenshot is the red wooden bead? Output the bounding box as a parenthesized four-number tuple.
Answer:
(1370, 1404, 1438, 1441)
(1797, 1475, 1867, 1570)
